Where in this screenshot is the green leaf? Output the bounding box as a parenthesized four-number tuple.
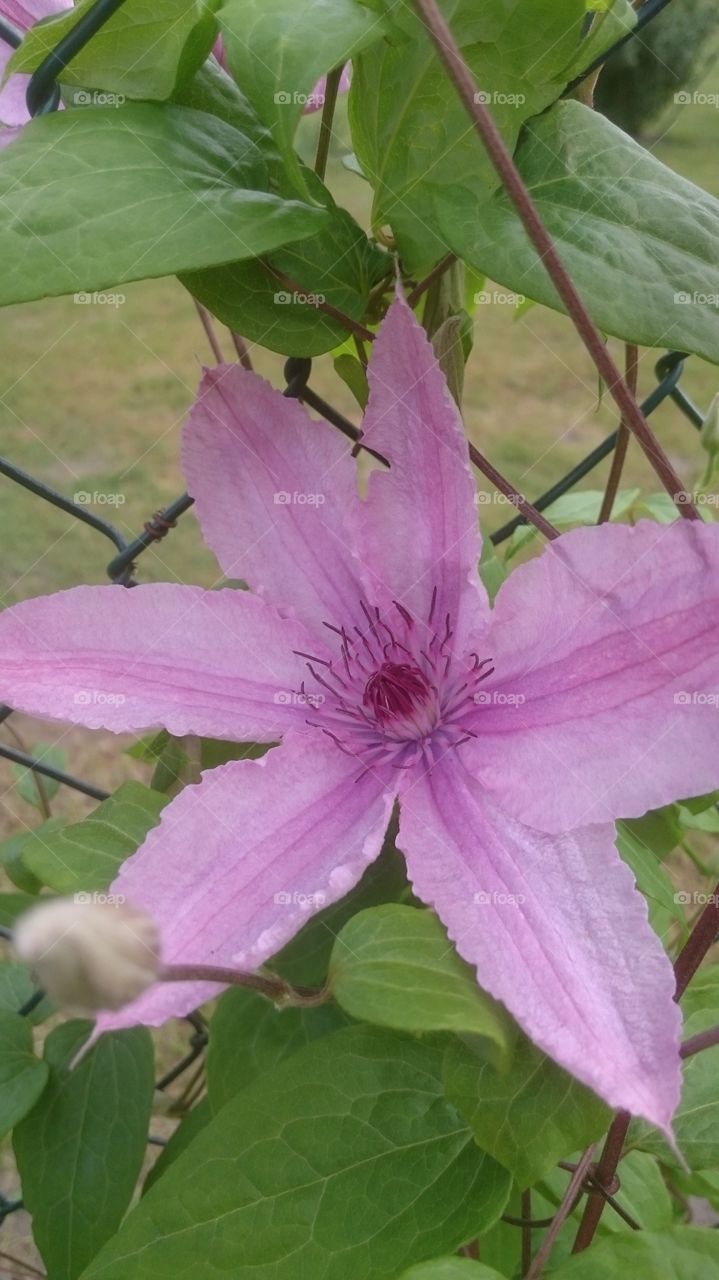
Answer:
(21, 781, 167, 893)
(9, 0, 217, 100)
(0, 1009, 48, 1138)
(219, 0, 384, 197)
(0, 103, 328, 307)
(143, 1098, 213, 1193)
(597, 1151, 674, 1233)
(444, 101, 719, 364)
(183, 200, 389, 356)
(622, 805, 683, 860)
(14, 1021, 154, 1280)
(0, 962, 53, 1024)
(207, 986, 349, 1112)
(616, 822, 687, 940)
(329, 905, 512, 1068)
(350, 0, 592, 270)
(443, 1032, 610, 1188)
(631, 1004, 719, 1171)
(83, 1026, 511, 1280)
(274, 836, 409, 985)
(11, 743, 67, 809)
(503, 488, 640, 560)
(334, 352, 370, 409)
(399, 1262, 505, 1279)
(0, 893, 38, 929)
(0, 823, 59, 893)
(549, 1228, 719, 1279)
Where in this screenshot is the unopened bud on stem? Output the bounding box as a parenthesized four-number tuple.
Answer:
(13, 898, 160, 1015)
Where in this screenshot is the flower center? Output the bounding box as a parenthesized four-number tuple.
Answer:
(292, 590, 493, 773)
(363, 661, 438, 737)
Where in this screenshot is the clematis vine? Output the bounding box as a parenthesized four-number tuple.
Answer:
(0, 0, 70, 145)
(2, 294, 719, 1136)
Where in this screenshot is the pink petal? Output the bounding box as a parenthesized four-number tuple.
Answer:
(354, 293, 488, 649)
(183, 364, 365, 633)
(0, 582, 320, 739)
(96, 732, 396, 1031)
(397, 758, 680, 1133)
(465, 519, 719, 831)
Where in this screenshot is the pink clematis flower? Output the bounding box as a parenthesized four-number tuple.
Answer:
(2, 295, 718, 1135)
(0, 1, 70, 145)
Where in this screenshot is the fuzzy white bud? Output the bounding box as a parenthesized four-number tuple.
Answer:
(13, 897, 161, 1014)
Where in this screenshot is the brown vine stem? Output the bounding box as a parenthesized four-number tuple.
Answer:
(468, 442, 560, 540)
(161, 962, 329, 1008)
(598, 343, 638, 523)
(572, 879, 719, 1254)
(521, 1189, 532, 1276)
(315, 64, 343, 181)
(230, 330, 254, 371)
(193, 299, 224, 364)
(408, 0, 699, 521)
(525, 1145, 596, 1280)
(681, 1024, 719, 1059)
(407, 252, 457, 308)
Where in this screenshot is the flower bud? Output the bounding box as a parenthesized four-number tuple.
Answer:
(13, 897, 161, 1015)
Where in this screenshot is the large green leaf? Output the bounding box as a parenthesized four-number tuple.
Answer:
(83, 1026, 511, 1280)
(8, 0, 217, 100)
(443, 1032, 610, 1188)
(350, 0, 601, 270)
(0, 1009, 49, 1137)
(549, 1228, 719, 1279)
(329, 905, 512, 1068)
(399, 1263, 504, 1279)
(183, 201, 389, 356)
(219, 0, 385, 197)
(0, 103, 327, 307)
(442, 101, 719, 363)
(22, 780, 168, 893)
(207, 986, 349, 1111)
(14, 1021, 154, 1280)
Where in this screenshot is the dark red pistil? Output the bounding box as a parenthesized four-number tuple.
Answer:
(363, 662, 432, 725)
